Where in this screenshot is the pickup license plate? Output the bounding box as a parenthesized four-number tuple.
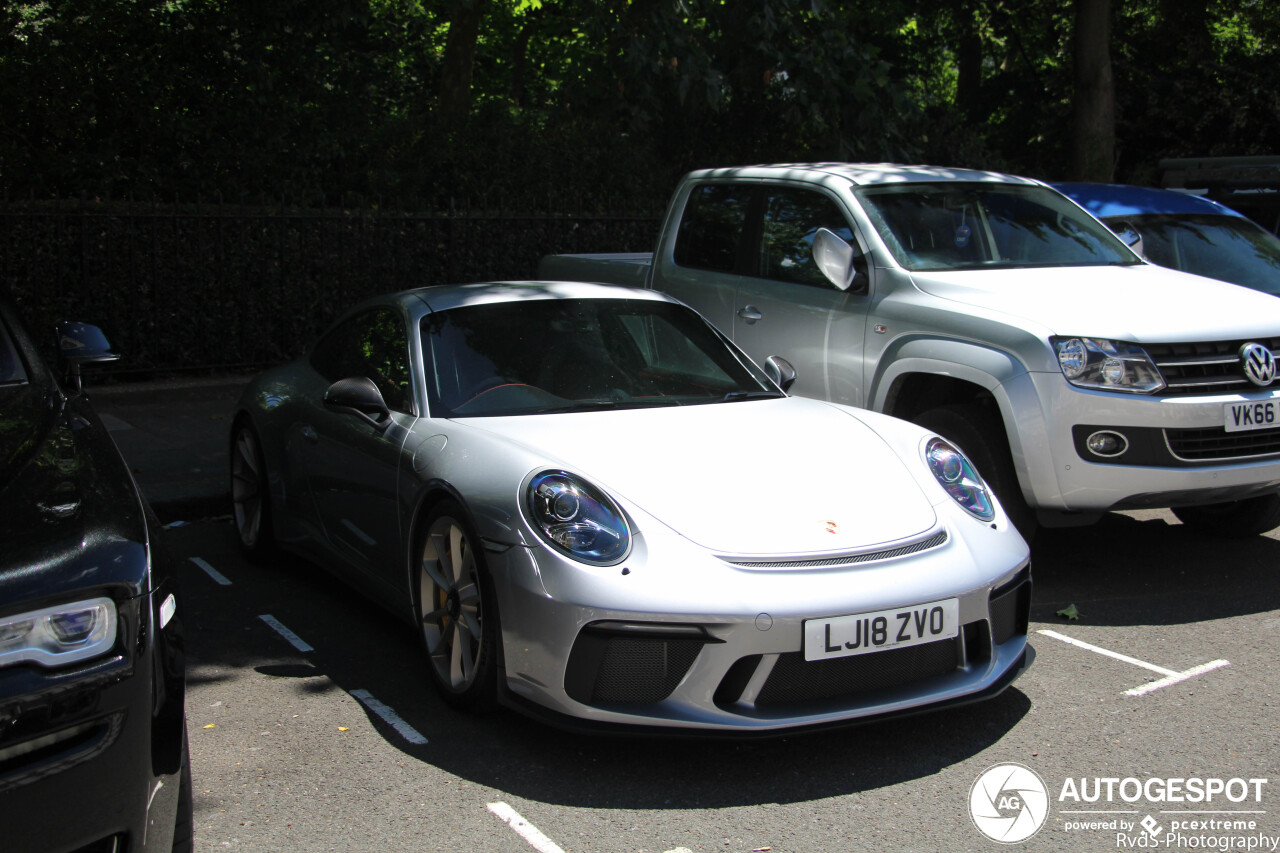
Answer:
(1224, 401, 1280, 433)
(804, 598, 959, 662)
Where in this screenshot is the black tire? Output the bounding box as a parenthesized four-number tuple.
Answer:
(414, 500, 499, 712)
(913, 403, 1038, 540)
(1171, 493, 1280, 538)
(171, 724, 194, 853)
(229, 421, 275, 560)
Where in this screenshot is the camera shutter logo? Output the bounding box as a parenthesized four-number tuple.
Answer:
(1240, 343, 1277, 387)
(969, 763, 1050, 843)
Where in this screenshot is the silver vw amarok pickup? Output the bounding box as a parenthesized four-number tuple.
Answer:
(540, 164, 1280, 538)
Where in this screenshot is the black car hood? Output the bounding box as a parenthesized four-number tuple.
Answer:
(0, 382, 152, 606)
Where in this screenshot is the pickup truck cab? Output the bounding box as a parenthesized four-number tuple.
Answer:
(539, 163, 1280, 537)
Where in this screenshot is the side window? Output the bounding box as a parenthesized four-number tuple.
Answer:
(310, 308, 414, 414)
(760, 188, 855, 287)
(673, 184, 753, 273)
(0, 317, 28, 384)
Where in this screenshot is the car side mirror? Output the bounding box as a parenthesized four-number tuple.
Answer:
(764, 355, 797, 392)
(56, 321, 119, 391)
(324, 376, 392, 431)
(1109, 221, 1145, 258)
(813, 228, 868, 294)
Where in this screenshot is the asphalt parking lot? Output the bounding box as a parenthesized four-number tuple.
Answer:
(164, 510, 1280, 853)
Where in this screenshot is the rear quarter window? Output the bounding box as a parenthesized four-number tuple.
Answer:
(673, 184, 752, 273)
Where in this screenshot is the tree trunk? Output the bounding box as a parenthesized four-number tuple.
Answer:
(955, 3, 982, 119)
(1071, 0, 1114, 181)
(439, 0, 487, 133)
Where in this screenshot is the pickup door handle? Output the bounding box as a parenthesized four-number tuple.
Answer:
(737, 305, 764, 324)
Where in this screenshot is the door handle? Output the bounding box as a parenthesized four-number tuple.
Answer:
(301, 424, 318, 443)
(737, 305, 763, 324)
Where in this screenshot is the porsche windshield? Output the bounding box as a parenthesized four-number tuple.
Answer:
(857, 182, 1138, 272)
(422, 298, 776, 417)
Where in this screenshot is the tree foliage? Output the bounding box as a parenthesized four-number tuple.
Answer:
(0, 0, 1276, 202)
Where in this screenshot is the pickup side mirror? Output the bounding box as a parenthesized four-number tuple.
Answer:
(56, 321, 119, 391)
(764, 355, 797, 392)
(813, 228, 869, 293)
(324, 376, 392, 431)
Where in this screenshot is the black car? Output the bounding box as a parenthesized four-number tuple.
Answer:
(0, 297, 191, 852)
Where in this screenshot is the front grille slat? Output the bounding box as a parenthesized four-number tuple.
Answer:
(564, 631, 705, 706)
(1146, 337, 1280, 396)
(1167, 425, 1280, 461)
(754, 637, 962, 708)
(725, 530, 948, 570)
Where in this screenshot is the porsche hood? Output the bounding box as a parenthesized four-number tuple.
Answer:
(461, 396, 940, 556)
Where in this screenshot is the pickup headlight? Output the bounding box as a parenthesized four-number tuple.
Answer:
(1053, 337, 1165, 394)
(527, 471, 631, 564)
(925, 438, 996, 522)
(0, 597, 118, 668)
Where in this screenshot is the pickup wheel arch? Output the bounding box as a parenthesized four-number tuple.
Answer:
(912, 403, 1038, 540)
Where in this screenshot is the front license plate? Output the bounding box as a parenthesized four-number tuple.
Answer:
(804, 598, 959, 662)
(1225, 400, 1280, 433)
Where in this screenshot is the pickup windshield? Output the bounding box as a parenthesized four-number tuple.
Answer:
(422, 298, 777, 417)
(857, 182, 1138, 272)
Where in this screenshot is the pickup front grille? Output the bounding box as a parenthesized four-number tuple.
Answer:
(1147, 337, 1280, 396)
(1166, 425, 1280, 461)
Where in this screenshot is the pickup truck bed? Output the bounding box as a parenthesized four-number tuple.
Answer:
(539, 252, 652, 288)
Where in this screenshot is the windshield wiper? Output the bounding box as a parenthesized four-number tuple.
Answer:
(719, 389, 785, 403)
(533, 398, 681, 414)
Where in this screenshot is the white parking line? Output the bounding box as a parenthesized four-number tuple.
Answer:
(1123, 659, 1231, 697)
(1037, 629, 1229, 696)
(189, 556, 231, 586)
(258, 614, 314, 652)
(349, 689, 428, 745)
(487, 802, 567, 853)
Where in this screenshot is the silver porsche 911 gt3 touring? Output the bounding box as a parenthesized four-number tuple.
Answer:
(230, 281, 1031, 734)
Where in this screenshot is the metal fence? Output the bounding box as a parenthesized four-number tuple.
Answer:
(0, 196, 664, 377)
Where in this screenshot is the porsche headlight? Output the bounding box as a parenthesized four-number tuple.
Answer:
(925, 438, 996, 522)
(0, 597, 117, 668)
(527, 471, 631, 564)
(1053, 337, 1165, 394)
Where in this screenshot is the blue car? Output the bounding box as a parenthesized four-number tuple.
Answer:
(1055, 182, 1280, 296)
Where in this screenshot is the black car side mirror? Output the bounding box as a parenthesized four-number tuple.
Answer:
(56, 321, 120, 391)
(324, 376, 392, 431)
(764, 355, 797, 392)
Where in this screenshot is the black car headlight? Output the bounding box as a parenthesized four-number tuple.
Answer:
(527, 471, 631, 565)
(0, 597, 118, 668)
(925, 438, 996, 522)
(1053, 337, 1165, 394)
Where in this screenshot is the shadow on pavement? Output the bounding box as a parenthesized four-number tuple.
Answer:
(1029, 511, 1280, 626)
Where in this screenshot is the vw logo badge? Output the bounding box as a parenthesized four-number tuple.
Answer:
(1240, 343, 1277, 387)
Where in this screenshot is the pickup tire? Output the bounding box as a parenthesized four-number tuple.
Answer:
(1171, 494, 1280, 538)
(913, 403, 1037, 540)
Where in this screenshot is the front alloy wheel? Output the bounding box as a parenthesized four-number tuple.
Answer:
(416, 502, 498, 711)
(230, 424, 273, 558)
